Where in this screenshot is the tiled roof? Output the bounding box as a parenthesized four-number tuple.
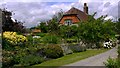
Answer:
(32, 29, 41, 33)
(64, 7, 88, 21)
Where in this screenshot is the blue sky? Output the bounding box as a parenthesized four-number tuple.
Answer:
(0, 0, 119, 28)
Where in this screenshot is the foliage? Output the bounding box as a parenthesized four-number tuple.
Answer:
(19, 55, 44, 66)
(35, 33, 46, 37)
(59, 25, 68, 38)
(2, 44, 45, 67)
(47, 20, 60, 35)
(2, 9, 26, 33)
(77, 14, 116, 48)
(105, 46, 120, 68)
(104, 58, 120, 68)
(38, 22, 48, 33)
(42, 35, 60, 44)
(3, 32, 27, 49)
(59, 25, 78, 39)
(2, 50, 16, 68)
(37, 45, 64, 59)
(36, 10, 64, 34)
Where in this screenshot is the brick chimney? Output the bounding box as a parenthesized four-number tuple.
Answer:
(83, 3, 88, 14)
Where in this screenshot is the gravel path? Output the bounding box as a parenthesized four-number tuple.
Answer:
(65, 47, 117, 66)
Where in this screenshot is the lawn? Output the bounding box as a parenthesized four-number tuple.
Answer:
(34, 49, 109, 68)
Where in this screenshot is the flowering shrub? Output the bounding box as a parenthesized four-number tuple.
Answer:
(3, 31, 28, 45)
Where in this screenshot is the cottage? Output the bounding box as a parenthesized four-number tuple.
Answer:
(32, 29, 41, 33)
(59, 3, 88, 25)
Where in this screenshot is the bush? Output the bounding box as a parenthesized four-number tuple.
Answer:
(35, 33, 46, 37)
(2, 45, 43, 67)
(42, 35, 60, 44)
(2, 50, 16, 68)
(105, 46, 120, 68)
(37, 45, 64, 59)
(104, 58, 120, 68)
(3, 32, 28, 50)
(19, 55, 44, 66)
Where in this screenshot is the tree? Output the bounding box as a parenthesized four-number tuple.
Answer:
(2, 9, 26, 33)
(38, 22, 48, 33)
(37, 10, 64, 34)
(77, 14, 116, 48)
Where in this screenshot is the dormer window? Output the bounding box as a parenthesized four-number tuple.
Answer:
(64, 19, 72, 25)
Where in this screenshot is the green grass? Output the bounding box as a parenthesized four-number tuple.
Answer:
(34, 49, 109, 68)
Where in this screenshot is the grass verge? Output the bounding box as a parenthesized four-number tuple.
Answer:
(33, 49, 109, 68)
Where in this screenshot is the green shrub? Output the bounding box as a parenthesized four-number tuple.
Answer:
(104, 58, 120, 68)
(42, 35, 60, 44)
(38, 45, 64, 59)
(26, 35, 33, 42)
(105, 46, 120, 68)
(35, 33, 46, 37)
(19, 55, 44, 66)
(2, 45, 43, 67)
(2, 50, 16, 68)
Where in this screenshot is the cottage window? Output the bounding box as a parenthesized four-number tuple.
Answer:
(64, 19, 72, 25)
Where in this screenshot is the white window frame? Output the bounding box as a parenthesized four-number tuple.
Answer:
(64, 19, 72, 25)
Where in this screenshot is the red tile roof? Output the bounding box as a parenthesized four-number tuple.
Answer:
(64, 7, 88, 21)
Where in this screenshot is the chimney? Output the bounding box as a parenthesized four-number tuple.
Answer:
(83, 3, 88, 14)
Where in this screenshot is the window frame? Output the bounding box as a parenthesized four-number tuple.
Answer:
(64, 19, 72, 25)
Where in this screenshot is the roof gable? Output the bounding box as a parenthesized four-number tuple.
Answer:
(64, 7, 88, 21)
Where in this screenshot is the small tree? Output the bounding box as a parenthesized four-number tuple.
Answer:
(38, 22, 48, 33)
(77, 14, 116, 48)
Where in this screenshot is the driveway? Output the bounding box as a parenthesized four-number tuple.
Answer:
(65, 47, 117, 66)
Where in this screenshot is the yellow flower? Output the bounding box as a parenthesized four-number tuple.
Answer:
(3, 31, 28, 45)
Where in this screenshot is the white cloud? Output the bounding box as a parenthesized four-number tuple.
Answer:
(105, 16, 114, 20)
(0, 0, 119, 28)
(2, 0, 79, 2)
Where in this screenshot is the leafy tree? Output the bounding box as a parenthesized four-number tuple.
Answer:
(47, 18, 60, 35)
(38, 22, 48, 33)
(2, 9, 26, 33)
(47, 10, 64, 35)
(37, 10, 64, 34)
(77, 14, 116, 48)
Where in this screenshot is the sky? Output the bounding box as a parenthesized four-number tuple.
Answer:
(0, 0, 120, 28)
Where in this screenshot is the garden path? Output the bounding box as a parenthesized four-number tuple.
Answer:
(64, 47, 117, 66)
